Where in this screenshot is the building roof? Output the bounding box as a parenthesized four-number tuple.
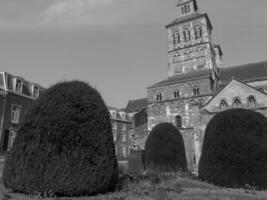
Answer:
(126, 98, 147, 113)
(0, 72, 45, 99)
(165, 13, 213, 30)
(219, 60, 267, 85)
(148, 69, 212, 88)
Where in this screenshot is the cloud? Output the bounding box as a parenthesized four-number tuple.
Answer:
(42, 0, 122, 27)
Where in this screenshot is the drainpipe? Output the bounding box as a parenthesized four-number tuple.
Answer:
(0, 92, 7, 151)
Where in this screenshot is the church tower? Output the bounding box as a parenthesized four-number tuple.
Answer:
(166, 0, 222, 78)
(147, 0, 223, 171)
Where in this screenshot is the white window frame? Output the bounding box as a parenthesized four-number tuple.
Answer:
(122, 146, 127, 158)
(15, 79, 23, 93)
(11, 104, 22, 124)
(122, 124, 127, 131)
(122, 133, 126, 142)
(33, 86, 39, 98)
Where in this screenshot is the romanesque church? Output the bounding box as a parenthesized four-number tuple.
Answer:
(128, 0, 267, 172)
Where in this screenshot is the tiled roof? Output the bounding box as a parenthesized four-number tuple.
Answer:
(219, 60, 267, 85)
(126, 98, 147, 113)
(165, 13, 212, 30)
(148, 69, 212, 88)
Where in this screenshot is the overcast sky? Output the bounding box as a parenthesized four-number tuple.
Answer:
(0, 0, 266, 108)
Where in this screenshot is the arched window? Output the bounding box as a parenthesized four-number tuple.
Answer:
(184, 5, 187, 13)
(183, 29, 191, 41)
(247, 96, 256, 108)
(193, 88, 200, 96)
(182, 7, 184, 15)
(220, 100, 228, 110)
(233, 98, 241, 108)
(194, 26, 202, 39)
(175, 115, 182, 129)
(156, 93, 162, 101)
(174, 90, 180, 99)
(187, 4, 190, 13)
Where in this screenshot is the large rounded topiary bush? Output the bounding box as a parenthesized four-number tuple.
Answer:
(199, 108, 267, 189)
(3, 81, 118, 196)
(144, 123, 187, 171)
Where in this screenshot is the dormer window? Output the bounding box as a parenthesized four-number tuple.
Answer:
(183, 29, 191, 41)
(15, 79, 23, 93)
(194, 26, 202, 39)
(33, 86, 39, 98)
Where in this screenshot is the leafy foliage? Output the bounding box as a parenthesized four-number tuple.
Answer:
(3, 81, 118, 196)
(199, 108, 267, 189)
(144, 123, 187, 171)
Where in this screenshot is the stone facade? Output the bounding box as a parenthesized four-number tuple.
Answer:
(146, 0, 267, 171)
(147, 0, 220, 171)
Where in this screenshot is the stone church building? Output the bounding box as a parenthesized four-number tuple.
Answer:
(146, 0, 267, 171)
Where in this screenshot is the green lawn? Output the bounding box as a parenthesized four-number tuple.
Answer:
(0, 172, 267, 200)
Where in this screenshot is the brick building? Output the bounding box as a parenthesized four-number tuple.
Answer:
(145, 0, 267, 171)
(109, 107, 132, 161)
(0, 72, 44, 152)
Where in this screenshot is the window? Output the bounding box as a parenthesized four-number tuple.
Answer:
(233, 98, 241, 108)
(112, 130, 117, 142)
(183, 29, 191, 41)
(248, 96, 256, 108)
(220, 100, 228, 110)
(33, 86, 39, 98)
(194, 26, 202, 39)
(182, 4, 190, 15)
(176, 115, 182, 129)
(11, 105, 21, 124)
(156, 93, 162, 101)
(173, 32, 181, 45)
(112, 122, 117, 130)
(122, 146, 127, 158)
(122, 124, 127, 131)
(193, 88, 200, 96)
(174, 90, 180, 99)
(122, 133, 126, 142)
(15, 79, 22, 93)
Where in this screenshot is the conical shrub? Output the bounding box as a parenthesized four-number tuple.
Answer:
(199, 108, 267, 189)
(3, 81, 118, 196)
(144, 123, 187, 171)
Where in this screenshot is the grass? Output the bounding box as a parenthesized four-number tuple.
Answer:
(0, 171, 267, 200)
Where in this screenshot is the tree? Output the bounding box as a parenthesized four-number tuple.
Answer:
(199, 108, 267, 189)
(3, 81, 118, 196)
(144, 122, 187, 171)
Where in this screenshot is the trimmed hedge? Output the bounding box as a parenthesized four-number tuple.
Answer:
(144, 123, 187, 171)
(199, 108, 267, 189)
(3, 81, 118, 196)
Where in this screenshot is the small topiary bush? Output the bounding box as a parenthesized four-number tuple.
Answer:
(199, 108, 267, 189)
(3, 81, 118, 196)
(144, 123, 187, 172)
